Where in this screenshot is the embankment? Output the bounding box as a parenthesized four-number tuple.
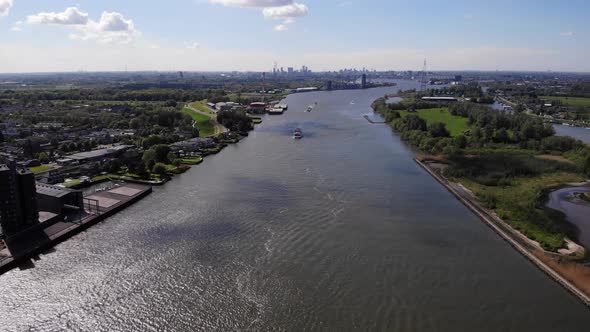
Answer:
(414, 158, 590, 308)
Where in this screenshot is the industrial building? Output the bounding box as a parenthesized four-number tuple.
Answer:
(60, 145, 133, 164)
(36, 184, 84, 217)
(248, 102, 267, 114)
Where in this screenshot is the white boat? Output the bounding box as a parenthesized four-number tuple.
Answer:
(292, 128, 303, 139)
(306, 106, 313, 112)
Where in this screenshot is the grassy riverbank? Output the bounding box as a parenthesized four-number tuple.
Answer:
(373, 95, 590, 252)
(456, 171, 583, 250)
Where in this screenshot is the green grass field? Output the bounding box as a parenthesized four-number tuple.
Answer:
(181, 156, 204, 165)
(29, 165, 55, 174)
(399, 108, 469, 136)
(181, 108, 215, 137)
(190, 100, 215, 114)
(541, 96, 590, 108)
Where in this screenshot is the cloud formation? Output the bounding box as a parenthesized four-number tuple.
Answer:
(263, 3, 308, 20)
(560, 31, 576, 37)
(26, 7, 138, 44)
(187, 42, 201, 49)
(210, 0, 292, 7)
(0, 0, 13, 17)
(273, 24, 288, 32)
(210, 0, 308, 30)
(10, 20, 22, 31)
(72, 12, 138, 44)
(27, 7, 89, 25)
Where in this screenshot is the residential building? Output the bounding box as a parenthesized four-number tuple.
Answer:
(0, 160, 39, 236)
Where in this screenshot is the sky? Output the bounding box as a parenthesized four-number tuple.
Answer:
(0, 0, 588, 73)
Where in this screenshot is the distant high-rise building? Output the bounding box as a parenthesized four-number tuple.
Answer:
(454, 75, 463, 82)
(0, 160, 39, 236)
(361, 74, 367, 89)
(287, 67, 294, 74)
(325, 80, 333, 91)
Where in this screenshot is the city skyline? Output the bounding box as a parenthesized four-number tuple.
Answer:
(0, 0, 588, 72)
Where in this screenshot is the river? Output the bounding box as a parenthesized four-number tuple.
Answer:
(554, 124, 590, 144)
(546, 186, 590, 250)
(1, 81, 589, 331)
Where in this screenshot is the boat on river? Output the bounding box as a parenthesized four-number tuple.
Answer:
(292, 128, 303, 139)
(306, 105, 313, 112)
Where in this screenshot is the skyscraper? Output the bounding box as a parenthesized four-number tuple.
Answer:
(0, 161, 39, 236)
(361, 74, 367, 89)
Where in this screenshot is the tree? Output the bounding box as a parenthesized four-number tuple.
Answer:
(493, 128, 509, 143)
(454, 135, 467, 149)
(103, 159, 121, 173)
(167, 151, 178, 164)
(153, 144, 171, 163)
(403, 115, 427, 131)
(37, 152, 49, 163)
(50, 137, 59, 148)
(584, 155, 590, 177)
(152, 163, 167, 176)
(428, 122, 450, 138)
(142, 149, 157, 170)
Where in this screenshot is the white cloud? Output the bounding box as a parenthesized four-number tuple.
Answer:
(273, 24, 287, 32)
(26, 7, 138, 44)
(0, 0, 12, 17)
(96, 12, 134, 32)
(27, 7, 89, 25)
(210, 0, 292, 7)
(187, 42, 201, 49)
(560, 31, 575, 37)
(210, 0, 308, 30)
(263, 3, 308, 20)
(71, 12, 139, 44)
(10, 19, 22, 31)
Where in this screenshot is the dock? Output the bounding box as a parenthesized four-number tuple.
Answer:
(0, 183, 152, 275)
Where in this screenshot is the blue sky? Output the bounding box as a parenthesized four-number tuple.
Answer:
(0, 0, 588, 72)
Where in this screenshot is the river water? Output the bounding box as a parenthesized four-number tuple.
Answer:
(546, 186, 590, 249)
(554, 124, 590, 144)
(2, 81, 589, 331)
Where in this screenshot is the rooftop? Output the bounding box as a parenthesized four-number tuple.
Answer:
(36, 183, 80, 198)
(66, 145, 133, 161)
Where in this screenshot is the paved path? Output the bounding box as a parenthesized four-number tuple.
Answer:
(185, 103, 227, 136)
